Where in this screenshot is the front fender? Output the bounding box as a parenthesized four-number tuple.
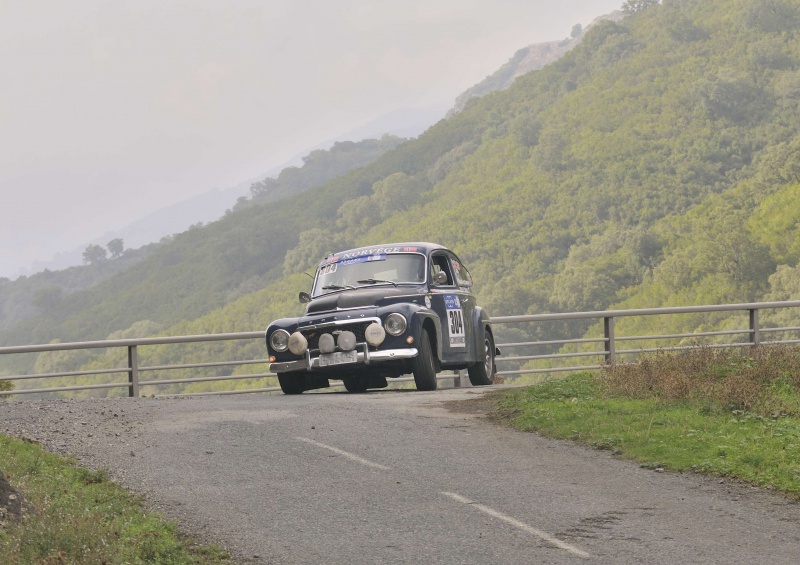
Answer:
(412, 309, 443, 361)
(376, 304, 443, 359)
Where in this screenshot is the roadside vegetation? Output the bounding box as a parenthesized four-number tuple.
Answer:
(491, 345, 800, 498)
(0, 434, 232, 564)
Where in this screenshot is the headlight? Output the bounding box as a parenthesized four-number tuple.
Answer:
(288, 332, 308, 355)
(365, 322, 386, 346)
(384, 313, 407, 336)
(269, 329, 290, 352)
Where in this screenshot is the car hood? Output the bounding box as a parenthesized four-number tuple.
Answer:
(307, 287, 419, 314)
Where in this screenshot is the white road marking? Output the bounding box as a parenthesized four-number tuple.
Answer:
(440, 491, 590, 559)
(296, 437, 391, 470)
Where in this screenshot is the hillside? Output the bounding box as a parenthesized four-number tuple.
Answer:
(4, 0, 800, 390)
(0, 243, 160, 332)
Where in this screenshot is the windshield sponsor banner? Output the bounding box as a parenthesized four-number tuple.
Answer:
(325, 246, 419, 264)
(339, 254, 387, 266)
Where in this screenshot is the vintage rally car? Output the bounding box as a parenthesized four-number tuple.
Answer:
(265, 242, 498, 394)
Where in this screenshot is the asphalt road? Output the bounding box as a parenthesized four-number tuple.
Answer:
(3, 387, 800, 564)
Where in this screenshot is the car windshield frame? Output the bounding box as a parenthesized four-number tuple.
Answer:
(312, 252, 427, 297)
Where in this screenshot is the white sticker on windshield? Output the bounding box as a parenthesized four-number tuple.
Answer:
(444, 294, 466, 348)
(320, 263, 337, 275)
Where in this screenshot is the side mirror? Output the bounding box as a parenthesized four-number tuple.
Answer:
(432, 271, 448, 286)
(299, 291, 311, 304)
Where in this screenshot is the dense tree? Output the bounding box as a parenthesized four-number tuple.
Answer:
(743, 0, 800, 33)
(107, 239, 124, 259)
(82, 245, 107, 265)
(33, 339, 92, 375)
(622, 0, 660, 15)
(749, 184, 800, 266)
(32, 286, 62, 313)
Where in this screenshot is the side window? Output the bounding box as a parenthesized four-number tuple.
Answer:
(449, 256, 473, 288)
(430, 254, 454, 286)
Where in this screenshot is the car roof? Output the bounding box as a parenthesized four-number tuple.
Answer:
(320, 242, 447, 265)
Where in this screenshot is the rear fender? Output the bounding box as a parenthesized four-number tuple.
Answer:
(471, 306, 492, 364)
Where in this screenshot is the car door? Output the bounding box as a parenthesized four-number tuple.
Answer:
(447, 252, 477, 361)
(429, 251, 472, 362)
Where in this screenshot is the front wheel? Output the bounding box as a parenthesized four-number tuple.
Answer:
(278, 372, 305, 395)
(468, 328, 495, 386)
(342, 375, 369, 393)
(411, 328, 438, 391)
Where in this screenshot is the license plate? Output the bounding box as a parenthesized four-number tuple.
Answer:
(318, 350, 358, 367)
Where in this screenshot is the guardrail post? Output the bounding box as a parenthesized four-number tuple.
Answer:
(604, 316, 616, 364)
(749, 308, 760, 346)
(128, 345, 140, 397)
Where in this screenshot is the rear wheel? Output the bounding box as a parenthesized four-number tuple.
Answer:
(278, 372, 305, 395)
(468, 328, 495, 386)
(411, 328, 438, 391)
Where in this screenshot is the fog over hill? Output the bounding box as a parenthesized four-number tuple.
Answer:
(15, 103, 446, 278)
(13, 10, 595, 281)
(3, 1, 621, 281)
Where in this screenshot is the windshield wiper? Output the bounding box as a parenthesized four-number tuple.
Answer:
(321, 284, 355, 290)
(357, 278, 398, 287)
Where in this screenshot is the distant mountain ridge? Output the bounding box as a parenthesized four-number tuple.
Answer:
(20, 175, 272, 277)
(450, 11, 624, 114)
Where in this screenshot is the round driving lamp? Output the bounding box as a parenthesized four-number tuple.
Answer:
(288, 331, 308, 355)
(337, 331, 357, 351)
(364, 322, 386, 346)
(384, 313, 407, 336)
(269, 329, 290, 352)
(318, 333, 336, 353)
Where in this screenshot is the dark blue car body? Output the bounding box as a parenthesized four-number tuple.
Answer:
(265, 243, 497, 394)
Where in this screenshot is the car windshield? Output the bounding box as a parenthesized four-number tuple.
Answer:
(313, 253, 426, 297)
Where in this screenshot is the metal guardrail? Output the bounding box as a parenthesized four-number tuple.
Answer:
(1, 301, 799, 398)
(492, 301, 800, 377)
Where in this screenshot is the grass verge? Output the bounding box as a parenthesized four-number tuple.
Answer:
(0, 433, 232, 564)
(491, 347, 800, 499)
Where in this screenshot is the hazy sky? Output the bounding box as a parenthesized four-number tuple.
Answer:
(1, 0, 622, 278)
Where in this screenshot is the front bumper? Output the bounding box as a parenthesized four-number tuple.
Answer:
(270, 345, 418, 373)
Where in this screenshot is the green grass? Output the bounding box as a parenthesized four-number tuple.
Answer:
(492, 368, 800, 498)
(0, 434, 232, 564)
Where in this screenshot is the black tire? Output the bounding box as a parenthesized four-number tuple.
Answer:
(342, 375, 369, 393)
(278, 372, 305, 395)
(468, 328, 495, 386)
(411, 328, 438, 391)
